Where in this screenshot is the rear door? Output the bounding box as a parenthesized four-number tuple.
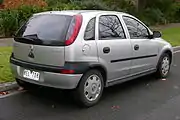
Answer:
(122, 16, 159, 74)
(96, 14, 132, 81)
(13, 14, 73, 66)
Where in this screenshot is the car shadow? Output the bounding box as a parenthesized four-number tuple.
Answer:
(24, 74, 159, 110)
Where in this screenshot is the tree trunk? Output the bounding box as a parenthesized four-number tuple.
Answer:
(135, 0, 147, 12)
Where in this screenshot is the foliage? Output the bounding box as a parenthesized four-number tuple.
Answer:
(0, 6, 44, 36)
(166, 2, 180, 22)
(3, 0, 47, 9)
(136, 0, 180, 26)
(138, 8, 166, 26)
(45, 0, 68, 6)
(104, 0, 136, 14)
(75, 0, 109, 10)
(0, 10, 18, 36)
(16, 5, 44, 26)
(0, 0, 180, 37)
(0, 0, 3, 4)
(47, 3, 82, 11)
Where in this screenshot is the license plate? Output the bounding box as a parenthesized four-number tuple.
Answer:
(23, 69, 40, 81)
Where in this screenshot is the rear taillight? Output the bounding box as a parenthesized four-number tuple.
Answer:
(65, 14, 82, 46)
(60, 69, 75, 74)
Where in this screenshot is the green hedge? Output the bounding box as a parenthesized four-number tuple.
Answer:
(0, 6, 44, 37)
(0, 0, 3, 4)
(0, 4, 84, 37)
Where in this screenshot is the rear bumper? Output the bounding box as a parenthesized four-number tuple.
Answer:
(10, 58, 83, 89)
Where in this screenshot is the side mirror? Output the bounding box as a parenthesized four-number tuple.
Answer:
(153, 31, 162, 38)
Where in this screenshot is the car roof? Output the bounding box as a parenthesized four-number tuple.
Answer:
(34, 10, 128, 16)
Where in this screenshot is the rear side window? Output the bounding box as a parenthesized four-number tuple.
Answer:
(15, 14, 72, 46)
(99, 15, 125, 40)
(84, 18, 95, 40)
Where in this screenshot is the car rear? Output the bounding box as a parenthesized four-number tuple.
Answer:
(10, 12, 83, 89)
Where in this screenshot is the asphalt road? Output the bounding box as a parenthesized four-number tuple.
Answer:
(1, 51, 180, 120)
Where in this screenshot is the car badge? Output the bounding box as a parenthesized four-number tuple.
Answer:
(28, 45, 34, 58)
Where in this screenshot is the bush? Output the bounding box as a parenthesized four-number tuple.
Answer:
(104, 0, 136, 14)
(0, 0, 180, 37)
(0, 10, 18, 37)
(17, 5, 44, 26)
(76, 0, 109, 10)
(0, 4, 82, 37)
(166, 2, 180, 23)
(0, 0, 3, 4)
(45, 0, 69, 6)
(138, 8, 166, 26)
(0, 5, 44, 37)
(48, 3, 82, 11)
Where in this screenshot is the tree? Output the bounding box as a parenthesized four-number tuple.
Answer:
(136, 0, 147, 11)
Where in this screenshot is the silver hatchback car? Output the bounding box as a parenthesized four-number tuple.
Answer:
(10, 10, 173, 107)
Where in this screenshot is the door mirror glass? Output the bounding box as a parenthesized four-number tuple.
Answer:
(153, 31, 161, 38)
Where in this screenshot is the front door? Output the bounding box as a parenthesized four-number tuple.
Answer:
(122, 16, 159, 74)
(96, 14, 132, 81)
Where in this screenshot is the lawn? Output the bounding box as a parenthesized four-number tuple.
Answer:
(0, 47, 14, 83)
(162, 27, 180, 46)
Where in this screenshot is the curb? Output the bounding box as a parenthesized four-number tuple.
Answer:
(0, 82, 19, 92)
(173, 46, 180, 51)
(0, 37, 12, 39)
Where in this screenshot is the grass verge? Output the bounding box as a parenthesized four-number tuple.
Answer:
(162, 27, 180, 46)
(0, 47, 14, 83)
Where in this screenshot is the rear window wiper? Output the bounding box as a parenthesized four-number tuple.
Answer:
(14, 34, 43, 44)
(14, 36, 35, 44)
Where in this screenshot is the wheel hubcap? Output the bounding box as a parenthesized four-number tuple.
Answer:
(161, 56, 170, 76)
(84, 75, 102, 101)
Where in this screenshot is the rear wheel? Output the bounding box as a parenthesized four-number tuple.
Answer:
(155, 53, 171, 78)
(74, 70, 104, 107)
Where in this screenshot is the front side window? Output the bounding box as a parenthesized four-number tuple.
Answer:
(99, 15, 125, 40)
(123, 16, 149, 39)
(84, 18, 95, 40)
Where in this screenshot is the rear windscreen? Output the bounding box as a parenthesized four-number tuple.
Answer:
(15, 14, 72, 46)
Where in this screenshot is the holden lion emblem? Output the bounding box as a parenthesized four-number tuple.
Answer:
(28, 45, 34, 58)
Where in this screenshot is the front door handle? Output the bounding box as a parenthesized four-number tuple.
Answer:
(103, 47, 110, 54)
(134, 44, 139, 51)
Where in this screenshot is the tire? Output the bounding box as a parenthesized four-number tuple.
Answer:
(74, 69, 104, 107)
(155, 53, 171, 78)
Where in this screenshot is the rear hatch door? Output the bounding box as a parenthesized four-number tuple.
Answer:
(13, 14, 73, 67)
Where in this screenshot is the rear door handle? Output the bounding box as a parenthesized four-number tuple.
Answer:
(134, 44, 139, 51)
(103, 47, 110, 54)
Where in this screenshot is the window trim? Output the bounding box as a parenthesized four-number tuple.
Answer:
(122, 15, 151, 39)
(98, 15, 126, 40)
(84, 17, 96, 41)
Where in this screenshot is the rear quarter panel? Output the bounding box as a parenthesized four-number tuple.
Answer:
(64, 13, 99, 63)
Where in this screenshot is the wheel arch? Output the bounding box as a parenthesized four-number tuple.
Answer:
(83, 64, 108, 87)
(161, 49, 173, 64)
(157, 49, 173, 68)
